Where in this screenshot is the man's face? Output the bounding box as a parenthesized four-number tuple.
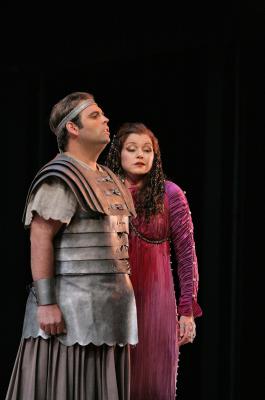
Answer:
(77, 103, 110, 148)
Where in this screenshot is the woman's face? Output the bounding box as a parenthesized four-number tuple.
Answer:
(121, 133, 154, 178)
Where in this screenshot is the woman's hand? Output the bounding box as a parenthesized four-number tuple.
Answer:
(178, 315, 196, 346)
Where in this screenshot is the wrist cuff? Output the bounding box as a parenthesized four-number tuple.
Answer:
(33, 277, 56, 305)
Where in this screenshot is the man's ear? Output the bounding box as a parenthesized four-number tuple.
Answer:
(66, 121, 79, 138)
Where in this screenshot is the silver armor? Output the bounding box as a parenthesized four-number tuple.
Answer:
(22, 154, 138, 346)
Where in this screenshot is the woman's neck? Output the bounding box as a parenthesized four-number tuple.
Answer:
(124, 174, 146, 189)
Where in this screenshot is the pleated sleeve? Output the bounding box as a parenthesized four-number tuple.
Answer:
(165, 180, 202, 318)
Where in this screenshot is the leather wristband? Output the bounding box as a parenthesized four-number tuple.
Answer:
(33, 277, 56, 305)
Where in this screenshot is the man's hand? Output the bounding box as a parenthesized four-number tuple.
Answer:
(37, 304, 66, 336)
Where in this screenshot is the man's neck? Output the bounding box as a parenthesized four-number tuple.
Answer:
(64, 142, 107, 171)
(63, 151, 99, 171)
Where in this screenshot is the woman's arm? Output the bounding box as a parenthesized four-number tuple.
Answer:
(166, 181, 202, 318)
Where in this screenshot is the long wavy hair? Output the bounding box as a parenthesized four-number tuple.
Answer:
(105, 122, 165, 220)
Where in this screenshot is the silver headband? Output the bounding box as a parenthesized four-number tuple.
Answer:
(55, 99, 96, 136)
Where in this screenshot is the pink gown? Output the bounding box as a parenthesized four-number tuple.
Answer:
(129, 180, 202, 400)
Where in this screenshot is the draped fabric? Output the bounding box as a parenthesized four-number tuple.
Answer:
(129, 180, 202, 400)
(5, 338, 130, 400)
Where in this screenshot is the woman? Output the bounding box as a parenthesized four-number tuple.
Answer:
(105, 122, 202, 400)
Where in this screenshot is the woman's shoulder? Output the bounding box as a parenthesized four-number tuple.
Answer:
(164, 180, 190, 213)
(164, 180, 186, 197)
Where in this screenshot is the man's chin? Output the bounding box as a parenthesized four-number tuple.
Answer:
(102, 137, 111, 146)
(96, 139, 110, 150)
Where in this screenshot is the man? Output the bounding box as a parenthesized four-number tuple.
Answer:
(5, 92, 138, 400)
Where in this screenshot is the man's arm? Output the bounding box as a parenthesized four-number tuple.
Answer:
(31, 214, 66, 336)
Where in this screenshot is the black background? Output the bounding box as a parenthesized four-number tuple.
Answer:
(1, 5, 264, 399)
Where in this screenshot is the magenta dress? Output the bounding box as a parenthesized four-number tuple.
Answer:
(129, 180, 202, 400)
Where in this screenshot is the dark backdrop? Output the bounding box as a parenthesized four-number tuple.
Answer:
(1, 7, 264, 400)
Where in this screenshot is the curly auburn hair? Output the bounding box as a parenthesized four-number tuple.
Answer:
(105, 122, 165, 220)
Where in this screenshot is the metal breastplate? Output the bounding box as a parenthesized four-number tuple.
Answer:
(22, 210, 138, 346)
(54, 210, 130, 275)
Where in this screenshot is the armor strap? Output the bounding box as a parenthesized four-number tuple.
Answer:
(33, 277, 56, 305)
(101, 165, 136, 218)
